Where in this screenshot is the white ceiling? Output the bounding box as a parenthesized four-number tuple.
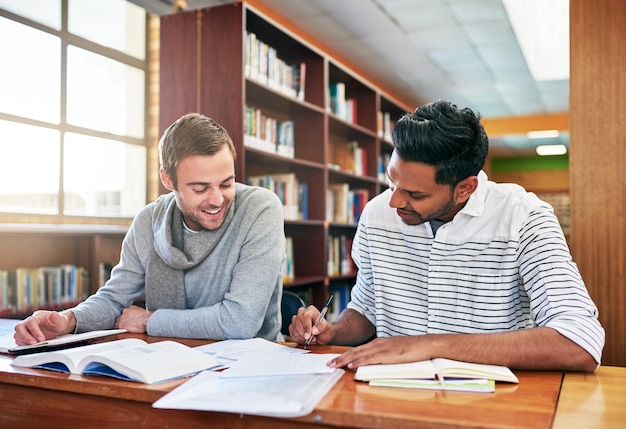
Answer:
(133, 0, 571, 157)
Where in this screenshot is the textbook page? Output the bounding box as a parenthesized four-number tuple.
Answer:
(432, 358, 519, 383)
(11, 338, 147, 373)
(80, 340, 221, 384)
(153, 368, 345, 417)
(12, 339, 220, 384)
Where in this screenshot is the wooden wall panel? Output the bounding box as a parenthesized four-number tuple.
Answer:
(570, 0, 626, 366)
(490, 169, 569, 193)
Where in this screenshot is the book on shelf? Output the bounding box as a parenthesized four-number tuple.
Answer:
(11, 337, 220, 384)
(329, 82, 346, 118)
(381, 111, 393, 141)
(1, 265, 90, 317)
(247, 172, 305, 221)
(355, 358, 519, 393)
(331, 141, 367, 176)
(327, 184, 369, 224)
(327, 183, 350, 224)
(283, 236, 295, 283)
(99, 262, 114, 286)
(0, 328, 127, 355)
(327, 236, 356, 276)
(327, 283, 351, 321)
(297, 181, 308, 220)
(345, 98, 357, 124)
(378, 152, 391, 183)
(244, 31, 305, 100)
(244, 105, 295, 158)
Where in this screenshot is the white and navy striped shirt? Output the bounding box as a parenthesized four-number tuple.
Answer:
(348, 171, 605, 364)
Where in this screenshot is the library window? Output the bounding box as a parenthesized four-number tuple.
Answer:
(0, 0, 147, 219)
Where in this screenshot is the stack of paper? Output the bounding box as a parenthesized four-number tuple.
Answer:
(154, 338, 344, 417)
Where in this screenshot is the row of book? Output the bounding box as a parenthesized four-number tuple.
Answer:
(246, 172, 308, 221)
(244, 105, 295, 158)
(244, 31, 306, 101)
(328, 82, 357, 124)
(378, 152, 391, 183)
(327, 184, 369, 224)
(327, 282, 352, 322)
(327, 235, 356, 277)
(377, 110, 396, 142)
(283, 236, 294, 283)
(0, 265, 90, 316)
(329, 140, 368, 177)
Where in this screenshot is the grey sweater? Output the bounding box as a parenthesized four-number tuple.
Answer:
(72, 184, 285, 340)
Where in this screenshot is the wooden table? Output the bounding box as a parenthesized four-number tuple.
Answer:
(554, 366, 626, 429)
(0, 331, 565, 429)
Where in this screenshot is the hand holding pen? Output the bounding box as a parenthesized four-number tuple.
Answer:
(303, 294, 334, 349)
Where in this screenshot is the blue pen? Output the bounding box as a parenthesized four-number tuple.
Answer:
(303, 294, 334, 349)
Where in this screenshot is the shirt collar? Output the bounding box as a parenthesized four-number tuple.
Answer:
(455, 170, 488, 219)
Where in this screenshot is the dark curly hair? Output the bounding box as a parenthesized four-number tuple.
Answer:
(392, 99, 488, 187)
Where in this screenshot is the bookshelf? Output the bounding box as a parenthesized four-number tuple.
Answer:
(159, 2, 410, 309)
(0, 224, 125, 318)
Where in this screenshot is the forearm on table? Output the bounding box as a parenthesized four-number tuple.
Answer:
(424, 327, 597, 371)
(330, 309, 376, 346)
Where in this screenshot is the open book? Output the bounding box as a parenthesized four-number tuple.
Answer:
(11, 338, 220, 384)
(355, 358, 518, 393)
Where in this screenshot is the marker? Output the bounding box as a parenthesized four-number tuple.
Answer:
(303, 294, 334, 349)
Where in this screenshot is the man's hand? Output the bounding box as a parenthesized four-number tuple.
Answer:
(328, 336, 432, 369)
(288, 305, 335, 346)
(115, 305, 153, 333)
(14, 310, 75, 346)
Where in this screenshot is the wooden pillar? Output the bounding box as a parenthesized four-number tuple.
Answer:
(569, 0, 626, 366)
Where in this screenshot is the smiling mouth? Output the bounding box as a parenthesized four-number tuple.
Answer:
(202, 208, 221, 215)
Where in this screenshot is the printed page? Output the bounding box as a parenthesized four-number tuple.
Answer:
(194, 338, 308, 368)
(153, 368, 345, 417)
(219, 350, 339, 378)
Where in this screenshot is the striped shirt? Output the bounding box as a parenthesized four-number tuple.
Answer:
(348, 171, 605, 364)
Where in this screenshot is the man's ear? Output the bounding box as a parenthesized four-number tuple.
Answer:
(454, 176, 478, 203)
(159, 168, 175, 192)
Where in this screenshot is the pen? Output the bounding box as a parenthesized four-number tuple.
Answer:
(303, 294, 334, 349)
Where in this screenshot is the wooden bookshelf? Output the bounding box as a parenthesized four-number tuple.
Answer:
(159, 2, 410, 308)
(0, 224, 125, 317)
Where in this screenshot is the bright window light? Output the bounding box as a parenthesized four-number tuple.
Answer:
(536, 144, 567, 156)
(503, 0, 569, 81)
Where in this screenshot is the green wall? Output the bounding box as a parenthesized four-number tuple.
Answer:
(491, 155, 569, 172)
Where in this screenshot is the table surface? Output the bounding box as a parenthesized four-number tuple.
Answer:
(553, 366, 626, 429)
(1, 323, 622, 429)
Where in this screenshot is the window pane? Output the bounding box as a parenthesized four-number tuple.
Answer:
(64, 133, 146, 217)
(67, 46, 145, 138)
(0, 0, 61, 30)
(0, 120, 60, 214)
(0, 17, 60, 123)
(68, 0, 145, 60)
